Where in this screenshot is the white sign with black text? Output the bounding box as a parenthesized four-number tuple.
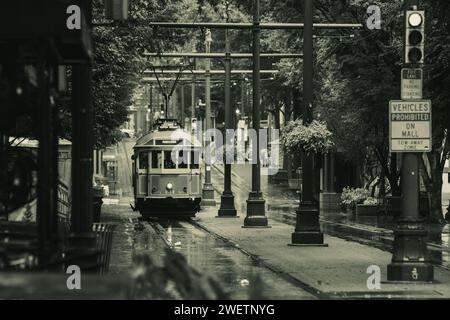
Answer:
(389, 100, 432, 152)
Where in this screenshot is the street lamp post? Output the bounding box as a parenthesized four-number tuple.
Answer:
(243, 0, 269, 228)
(202, 29, 216, 206)
(289, 0, 326, 245)
(217, 5, 237, 218)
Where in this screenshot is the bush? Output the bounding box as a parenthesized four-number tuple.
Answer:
(363, 197, 378, 205)
(341, 187, 371, 210)
(281, 120, 334, 155)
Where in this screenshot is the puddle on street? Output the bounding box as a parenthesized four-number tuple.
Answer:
(155, 220, 315, 300)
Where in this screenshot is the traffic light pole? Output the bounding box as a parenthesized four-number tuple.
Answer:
(387, 2, 433, 282)
(289, 0, 326, 245)
(202, 29, 216, 206)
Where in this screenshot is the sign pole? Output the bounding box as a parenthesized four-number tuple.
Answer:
(387, 2, 433, 282)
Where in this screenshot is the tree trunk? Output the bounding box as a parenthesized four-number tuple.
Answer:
(429, 181, 444, 224)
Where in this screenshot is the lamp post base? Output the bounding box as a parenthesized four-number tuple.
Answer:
(387, 262, 434, 282)
(243, 192, 269, 227)
(387, 223, 434, 282)
(217, 193, 237, 217)
(290, 203, 325, 245)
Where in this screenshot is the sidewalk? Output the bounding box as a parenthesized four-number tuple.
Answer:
(193, 206, 450, 299)
(210, 164, 450, 271)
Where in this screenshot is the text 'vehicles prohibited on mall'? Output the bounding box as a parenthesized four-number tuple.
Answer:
(389, 100, 432, 153)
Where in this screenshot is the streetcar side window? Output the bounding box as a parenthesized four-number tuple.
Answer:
(164, 151, 176, 169)
(138, 152, 148, 169)
(190, 151, 199, 169)
(151, 151, 162, 169)
(178, 150, 188, 169)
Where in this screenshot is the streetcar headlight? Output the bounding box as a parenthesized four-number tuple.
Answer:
(152, 186, 157, 193)
(166, 183, 173, 191)
(183, 187, 187, 193)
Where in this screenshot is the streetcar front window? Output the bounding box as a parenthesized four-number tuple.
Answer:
(178, 150, 188, 169)
(164, 151, 176, 169)
(138, 152, 148, 169)
(151, 151, 162, 169)
(190, 151, 199, 169)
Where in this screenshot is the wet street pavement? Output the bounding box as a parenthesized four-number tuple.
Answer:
(101, 198, 316, 299)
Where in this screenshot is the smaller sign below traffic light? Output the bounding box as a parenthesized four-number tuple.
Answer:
(405, 10, 425, 64)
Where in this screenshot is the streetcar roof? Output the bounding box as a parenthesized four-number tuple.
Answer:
(134, 128, 202, 148)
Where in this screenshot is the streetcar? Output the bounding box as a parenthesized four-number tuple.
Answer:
(131, 119, 202, 218)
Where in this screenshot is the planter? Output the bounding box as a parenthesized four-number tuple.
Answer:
(356, 204, 379, 217)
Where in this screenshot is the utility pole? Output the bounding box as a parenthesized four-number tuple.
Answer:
(202, 29, 216, 206)
(217, 2, 237, 217)
(387, 0, 433, 282)
(289, 0, 326, 245)
(243, 0, 269, 227)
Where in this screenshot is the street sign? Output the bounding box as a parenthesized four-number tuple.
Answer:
(401, 68, 423, 100)
(389, 100, 431, 153)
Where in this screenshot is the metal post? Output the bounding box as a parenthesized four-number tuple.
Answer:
(70, 0, 97, 260)
(290, 0, 326, 245)
(180, 83, 185, 125)
(387, 1, 433, 282)
(191, 59, 196, 129)
(217, 8, 237, 218)
(240, 76, 245, 115)
(243, 0, 269, 227)
(202, 29, 216, 206)
(36, 44, 54, 266)
(149, 85, 153, 129)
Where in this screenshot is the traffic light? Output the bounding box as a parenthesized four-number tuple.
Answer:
(405, 10, 425, 64)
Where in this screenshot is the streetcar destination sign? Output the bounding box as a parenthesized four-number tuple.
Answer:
(389, 100, 432, 153)
(401, 68, 423, 100)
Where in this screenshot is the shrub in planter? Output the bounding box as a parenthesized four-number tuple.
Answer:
(341, 187, 371, 212)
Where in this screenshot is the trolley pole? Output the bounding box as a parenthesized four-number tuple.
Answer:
(243, 0, 269, 227)
(217, 8, 238, 217)
(290, 0, 326, 245)
(202, 29, 216, 206)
